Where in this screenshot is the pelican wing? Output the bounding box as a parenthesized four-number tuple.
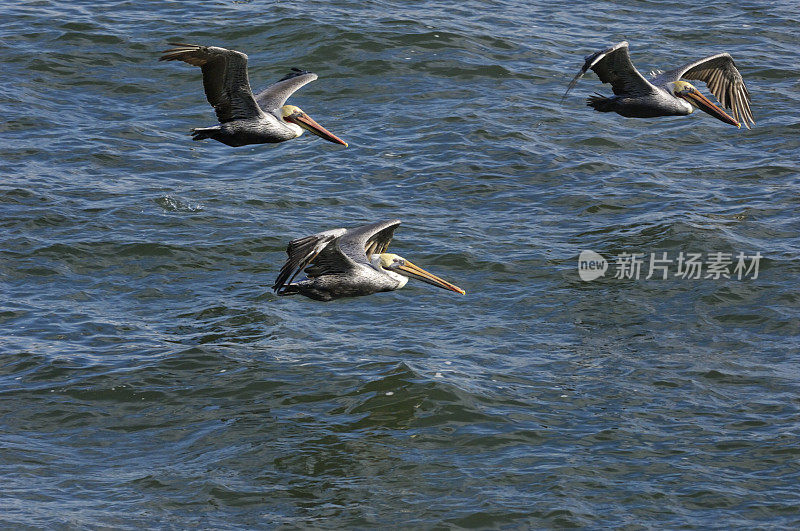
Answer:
(659, 53, 754, 129)
(273, 228, 351, 293)
(337, 219, 402, 267)
(254, 69, 318, 112)
(160, 43, 262, 123)
(563, 41, 656, 101)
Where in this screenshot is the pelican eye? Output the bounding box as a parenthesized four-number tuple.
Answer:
(284, 111, 303, 122)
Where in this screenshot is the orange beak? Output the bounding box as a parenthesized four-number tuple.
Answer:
(394, 259, 466, 295)
(285, 111, 348, 146)
(678, 87, 741, 128)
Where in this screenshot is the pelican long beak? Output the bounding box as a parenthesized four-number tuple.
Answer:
(677, 87, 741, 128)
(286, 111, 348, 146)
(393, 259, 466, 295)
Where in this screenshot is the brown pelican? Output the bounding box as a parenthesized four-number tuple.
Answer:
(562, 41, 754, 129)
(273, 219, 466, 301)
(159, 43, 348, 147)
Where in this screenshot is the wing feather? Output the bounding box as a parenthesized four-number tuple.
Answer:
(160, 43, 263, 123)
(272, 228, 351, 294)
(657, 53, 754, 129)
(563, 41, 657, 102)
(254, 69, 318, 112)
(337, 219, 401, 267)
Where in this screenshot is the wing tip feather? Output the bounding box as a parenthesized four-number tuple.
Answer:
(276, 67, 315, 82)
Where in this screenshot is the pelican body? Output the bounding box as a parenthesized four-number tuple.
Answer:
(159, 43, 347, 147)
(563, 41, 754, 129)
(273, 220, 465, 301)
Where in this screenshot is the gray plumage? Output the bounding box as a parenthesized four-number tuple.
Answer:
(563, 41, 754, 128)
(159, 43, 321, 146)
(254, 68, 317, 112)
(273, 220, 402, 301)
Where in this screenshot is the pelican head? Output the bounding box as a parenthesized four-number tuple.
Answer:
(671, 80, 740, 128)
(280, 105, 348, 146)
(372, 253, 465, 294)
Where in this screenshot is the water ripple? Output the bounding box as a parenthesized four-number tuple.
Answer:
(1, 0, 799, 527)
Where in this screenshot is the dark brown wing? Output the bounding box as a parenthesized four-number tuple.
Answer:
(272, 228, 350, 294)
(563, 41, 657, 102)
(658, 53, 754, 129)
(160, 43, 263, 123)
(336, 219, 401, 267)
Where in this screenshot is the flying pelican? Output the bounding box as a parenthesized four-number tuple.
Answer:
(562, 41, 754, 129)
(273, 219, 466, 301)
(159, 43, 348, 147)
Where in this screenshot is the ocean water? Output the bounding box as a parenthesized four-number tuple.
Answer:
(2, 0, 799, 527)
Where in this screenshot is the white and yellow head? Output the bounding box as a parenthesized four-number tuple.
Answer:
(280, 105, 348, 146)
(280, 105, 306, 120)
(376, 253, 403, 269)
(671, 80, 697, 97)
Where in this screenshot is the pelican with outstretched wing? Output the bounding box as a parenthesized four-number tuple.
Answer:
(273, 219, 465, 301)
(562, 41, 754, 129)
(159, 43, 348, 147)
